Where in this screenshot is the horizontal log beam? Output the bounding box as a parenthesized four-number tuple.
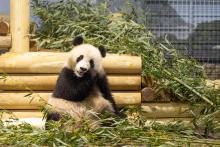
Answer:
(2, 111, 192, 128)
(0, 92, 141, 109)
(2, 111, 193, 121)
(1, 110, 43, 120)
(0, 52, 141, 74)
(206, 80, 220, 89)
(0, 75, 141, 91)
(142, 103, 201, 118)
(0, 35, 11, 48)
(144, 118, 193, 127)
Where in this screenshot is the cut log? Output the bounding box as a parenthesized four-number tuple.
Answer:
(206, 80, 220, 89)
(141, 87, 172, 102)
(204, 63, 220, 80)
(10, 0, 29, 52)
(0, 52, 141, 74)
(141, 87, 155, 101)
(0, 92, 141, 109)
(1, 110, 43, 120)
(144, 118, 193, 127)
(142, 103, 201, 118)
(0, 35, 11, 48)
(0, 75, 141, 91)
(0, 21, 9, 36)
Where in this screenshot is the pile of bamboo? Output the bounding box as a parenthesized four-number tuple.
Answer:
(0, 52, 142, 119)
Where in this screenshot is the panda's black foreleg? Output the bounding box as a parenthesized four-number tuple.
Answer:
(45, 112, 61, 130)
(97, 74, 127, 118)
(46, 112, 61, 121)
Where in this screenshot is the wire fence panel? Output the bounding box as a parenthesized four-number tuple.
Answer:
(145, 0, 220, 79)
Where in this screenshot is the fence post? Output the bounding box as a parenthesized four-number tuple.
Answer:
(10, 0, 30, 52)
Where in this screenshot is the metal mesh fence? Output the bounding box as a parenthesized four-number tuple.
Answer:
(144, 0, 220, 79)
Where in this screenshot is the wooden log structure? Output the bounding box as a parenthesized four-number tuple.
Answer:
(0, 52, 141, 74)
(0, 52, 142, 111)
(0, 92, 141, 109)
(0, 75, 141, 91)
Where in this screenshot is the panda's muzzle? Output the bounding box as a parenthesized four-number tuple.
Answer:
(75, 61, 90, 77)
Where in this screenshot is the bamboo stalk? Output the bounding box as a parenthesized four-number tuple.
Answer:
(0, 52, 141, 74)
(0, 75, 141, 91)
(0, 35, 11, 48)
(0, 92, 141, 109)
(163, 70, 214, 106)
(141, 103, 201, 118)
(10, 0, 29, 52)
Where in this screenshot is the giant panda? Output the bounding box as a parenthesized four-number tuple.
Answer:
(46, 36, 125, 126)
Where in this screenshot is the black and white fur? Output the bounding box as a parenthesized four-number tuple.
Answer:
(47, 36, 124, 123)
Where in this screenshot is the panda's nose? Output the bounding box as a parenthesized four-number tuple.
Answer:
(80, 67, 87, 71)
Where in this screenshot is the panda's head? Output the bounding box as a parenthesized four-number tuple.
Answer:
(65, 36, 106, 78)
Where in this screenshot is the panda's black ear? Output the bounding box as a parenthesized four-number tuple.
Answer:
(98, 46, 106, 58)
(73, 36, 83, 46)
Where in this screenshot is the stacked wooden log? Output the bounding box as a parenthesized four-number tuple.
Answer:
(0, 52, 142, 119)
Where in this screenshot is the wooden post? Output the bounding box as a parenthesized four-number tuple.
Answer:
(10, 0, 30, 52)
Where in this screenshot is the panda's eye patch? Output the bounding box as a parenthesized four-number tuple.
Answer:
(76, 55, 84, 62)
(90, 59, 94, 68)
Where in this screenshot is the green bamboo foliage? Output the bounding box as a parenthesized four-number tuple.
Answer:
(1, 109, 220, 146)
